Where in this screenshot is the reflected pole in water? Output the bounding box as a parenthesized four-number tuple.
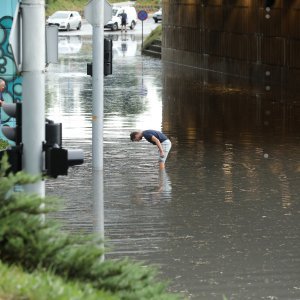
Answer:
(84, 0, 105, 252)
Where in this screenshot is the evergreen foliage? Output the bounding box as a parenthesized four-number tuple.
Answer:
(0, 155, 179, 300)
(0, 261, 117, 300)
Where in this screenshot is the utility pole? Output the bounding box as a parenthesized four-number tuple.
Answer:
(21, 0, 45, 196)
(85, 0, 105, 244)
(92, 0, 104, 172)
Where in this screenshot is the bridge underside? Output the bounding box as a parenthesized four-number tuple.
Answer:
(162, 0, 300, 97)
(161, 0, 300, 142)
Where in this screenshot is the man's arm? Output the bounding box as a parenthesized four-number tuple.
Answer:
(151, 136, 164, 157)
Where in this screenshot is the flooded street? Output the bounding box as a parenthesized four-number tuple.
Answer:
(45, 28, 300, 300)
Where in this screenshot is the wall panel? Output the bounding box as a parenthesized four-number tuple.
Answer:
(162, 0, 300, 94)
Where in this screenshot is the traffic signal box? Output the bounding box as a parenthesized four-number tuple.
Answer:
(104, 38, 113, 76)
(44, 119, 84, 178)
(87, 38, 113, 76)
(0, 103, 84, 177)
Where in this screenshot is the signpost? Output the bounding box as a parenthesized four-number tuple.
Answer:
(137, 10, 148, 51)
(84, 0, 112, 259)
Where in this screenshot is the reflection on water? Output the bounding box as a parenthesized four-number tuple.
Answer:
(223, 143, 234, 203)
(58, 35, 82, 54)
(132, 169, 172, 206)
(162, 63, 300, 299)
(106, 33, 137, 57)
(46, 36, 300, 300)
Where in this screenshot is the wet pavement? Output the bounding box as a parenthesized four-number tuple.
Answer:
(46, 28, 300, 299)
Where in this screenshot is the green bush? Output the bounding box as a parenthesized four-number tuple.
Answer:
(0, 261, 117, 300)
(0, 155, 179, 300)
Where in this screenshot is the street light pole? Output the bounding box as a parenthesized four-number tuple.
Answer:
(84, 0, 105, 245)
(92, 1, 104, 172)
(21, 0, 45, 196)
(85, 0, 104, 171)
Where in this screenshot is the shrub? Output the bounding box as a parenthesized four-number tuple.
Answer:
(0, 155, 179, 300)
(0, 261, 117, 300)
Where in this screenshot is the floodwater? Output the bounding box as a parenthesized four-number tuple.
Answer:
(45, 33, 300, 300)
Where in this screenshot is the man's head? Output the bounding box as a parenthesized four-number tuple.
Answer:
(130, 131, 143, 142)
(0, 79, 6, 92)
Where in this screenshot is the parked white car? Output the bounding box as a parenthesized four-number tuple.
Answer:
(47, 11, 82, 31)
(104, 6, 137, 31)
(153, 8, 162, 23)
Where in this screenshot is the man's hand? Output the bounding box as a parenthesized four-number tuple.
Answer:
(151, 136, 164, 156)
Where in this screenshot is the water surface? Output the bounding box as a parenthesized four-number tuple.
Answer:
(46, 34, 300, 300)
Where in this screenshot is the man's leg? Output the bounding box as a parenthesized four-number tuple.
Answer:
(159, 140, 172, 169)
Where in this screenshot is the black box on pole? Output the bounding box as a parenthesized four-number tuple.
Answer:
(104, 38, 112, 76)
(87, 38, 113, 77)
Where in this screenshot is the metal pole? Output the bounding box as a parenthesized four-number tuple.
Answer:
(92, 0, 104, 171)
(21, 0, 45, 196)
(92, 0, 105, 245)
(84, 0, 105, 245)
(142, 20, 144, 51)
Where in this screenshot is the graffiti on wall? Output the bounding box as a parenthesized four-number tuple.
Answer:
(0, 0, 22, 137)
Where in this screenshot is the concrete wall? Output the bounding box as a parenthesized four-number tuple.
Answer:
(162, 0, 300, 95)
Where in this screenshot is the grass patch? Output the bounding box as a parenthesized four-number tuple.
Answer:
(46, 0, 86, 15)
(46, 0, 161, 16)
(46, 0, 122, 15)
(142, 24, 161, 50)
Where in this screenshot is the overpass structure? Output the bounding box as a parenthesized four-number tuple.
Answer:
(160, 1, 300, 141)
(162, 1, 300, 96)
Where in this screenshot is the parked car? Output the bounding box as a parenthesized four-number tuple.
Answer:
(153, 8, 162, 23)
(46, 11, 82, 31)
(104, 6, 137, 31)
